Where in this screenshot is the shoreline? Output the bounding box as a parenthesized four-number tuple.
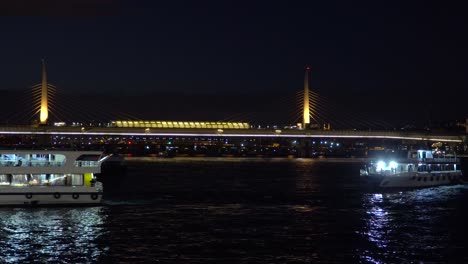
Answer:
(122, 156, 372, 163)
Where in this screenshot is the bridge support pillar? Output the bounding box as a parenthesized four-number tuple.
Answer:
(33, 126, 52, 147)
(298, 139, 313, 158)
(35, 134, 51, 147)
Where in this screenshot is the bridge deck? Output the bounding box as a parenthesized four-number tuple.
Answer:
(0, 126, 463, 142)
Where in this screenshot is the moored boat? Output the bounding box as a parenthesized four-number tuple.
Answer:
(360, 150, 464, 188)
(0, 150, 110, 205)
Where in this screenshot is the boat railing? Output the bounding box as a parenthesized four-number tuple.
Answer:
(422, 157, 459, 163)
(368, 165, 460, 176)
(73, 160, 100, 167)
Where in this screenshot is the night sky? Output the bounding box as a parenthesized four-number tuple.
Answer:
(0, 1, 467, 126)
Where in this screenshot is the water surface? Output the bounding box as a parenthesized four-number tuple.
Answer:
(1, 157, 467, 263)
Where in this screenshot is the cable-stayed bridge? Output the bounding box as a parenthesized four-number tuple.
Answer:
(0, 62, 465, 146)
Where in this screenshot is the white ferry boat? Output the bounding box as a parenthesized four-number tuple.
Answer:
(0, 150, 110, 205)
(360, 150, 464, 188)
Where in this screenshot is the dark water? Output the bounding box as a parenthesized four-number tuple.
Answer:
(1, 157, 467, 263)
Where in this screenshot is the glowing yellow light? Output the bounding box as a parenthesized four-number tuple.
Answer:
(40, 106, 48, 124)
(40, 60, 49, 125)
(303, 67, 310, 126)
(113, 120, 252, 129)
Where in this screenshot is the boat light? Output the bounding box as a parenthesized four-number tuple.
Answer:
(377, 161, 386, 171)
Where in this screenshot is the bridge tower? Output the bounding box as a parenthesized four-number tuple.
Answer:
(39, 59, 48, 124)
(303, 65, 311, 128)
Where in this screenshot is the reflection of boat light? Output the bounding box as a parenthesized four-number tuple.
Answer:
(360, 150, 464, 188)
(359, 193, 392, 263)
(0, 207, 105, 262)
(0, 150, 110, 205)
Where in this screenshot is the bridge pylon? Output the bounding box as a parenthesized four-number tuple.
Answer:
(39, 59, 48, 125)
(303, 65, 311, 128)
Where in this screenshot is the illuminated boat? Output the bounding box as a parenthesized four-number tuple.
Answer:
(0, 150, 110, 205)
(360, 150, 463, 188)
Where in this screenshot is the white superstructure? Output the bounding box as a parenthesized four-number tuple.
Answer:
(0, 150, 109, 205)
(360, 150, 463, 188)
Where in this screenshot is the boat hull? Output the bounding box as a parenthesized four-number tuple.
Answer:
(363, 171, 464, 188)
(0, 187, 102, 205)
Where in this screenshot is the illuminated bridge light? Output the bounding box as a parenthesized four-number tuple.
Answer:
(111, 120, 251, 129)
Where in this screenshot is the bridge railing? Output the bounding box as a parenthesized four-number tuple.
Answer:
(73, 161, 100, 167)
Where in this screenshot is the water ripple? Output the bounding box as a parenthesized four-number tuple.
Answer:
(0, 207, 107, 263)
(1, 159, 467, 263)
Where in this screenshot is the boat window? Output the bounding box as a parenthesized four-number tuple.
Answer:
(425, 151, 433, 159)
(29, 174, 49, 185)
(1, 154, 16, 161)
(1, 154, 66, 167)
(0, 174, 10, 185)
(28, 174, 42, 185)
(49, 174, 66, 186)
(418, 151, 427, 159)
(70, 174, 84, 186)
(0, 155, 16, 166)
(11, 174, 29, 186)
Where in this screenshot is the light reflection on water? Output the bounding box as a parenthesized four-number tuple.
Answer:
(365, 193, 390, 248)
(358, 185, 467, 263)
(0, 159, 465, 263)
(0, 207, 107, 263)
